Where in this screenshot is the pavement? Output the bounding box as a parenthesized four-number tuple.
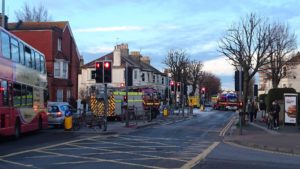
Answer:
(46, 109, 194, 135)
(224, 111, 300, 155)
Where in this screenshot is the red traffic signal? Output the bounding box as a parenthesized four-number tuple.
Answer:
(201, 87, 206, 94)
(170, 80, 175, 92)
(177, 82, 181, 92)
(95, 61, 103, 83)
(104, 61, 111, 68)
(123, 95, 128, 102)
(170, 80, 174, 85)
(103, 61, 112, 83)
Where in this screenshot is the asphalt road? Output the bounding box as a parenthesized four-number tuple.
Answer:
(1, 109, 300, 169)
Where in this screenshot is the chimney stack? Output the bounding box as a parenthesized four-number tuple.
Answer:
(0, 14, 8, 30)
(140, 56, 150, 65)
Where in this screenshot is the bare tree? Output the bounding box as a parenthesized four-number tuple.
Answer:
(199, 72, 221, 99)
(163, 49, 189, 104)
(218, 13, 273, 112)
(15, 2, 51, 22)
(262, 23, 297, 88)
(188, 60, 203, 96)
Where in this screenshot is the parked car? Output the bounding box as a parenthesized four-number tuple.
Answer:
(47, 102, 76, 127)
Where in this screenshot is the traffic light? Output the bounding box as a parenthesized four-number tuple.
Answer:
(123, 95, 127, 103)
(235, 70, 244, 91)
(254, 84, 258, 97)
(95, 61, 103, 83)
(170, 81, 175, 92)
(103, 61, 112, 83)
(177, 82, 181, 92)
(127, 67, 133, 86)
(201, 87, 206, 94)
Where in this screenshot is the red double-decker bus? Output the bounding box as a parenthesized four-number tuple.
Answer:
(0, 27, 48, 138)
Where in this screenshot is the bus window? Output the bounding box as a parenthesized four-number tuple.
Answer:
(1, 31, 10, 59)
(13, 83, 22, 107)
(10, 38, 20, 63)
(35, 52, 41, 71)
(26, 86, 33, 106)
(19, 42, 25, 65)
(40, 55, 45, 73)
(0, 80, 9, 106)
(24, 46, 32, 68)
(32, 51, 36, 70)
(21, 85, 27, 106)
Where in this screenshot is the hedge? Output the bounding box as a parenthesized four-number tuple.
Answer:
(266, 88, 296, 111)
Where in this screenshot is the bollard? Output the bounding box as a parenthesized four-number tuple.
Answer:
(64, 110, 73, 130)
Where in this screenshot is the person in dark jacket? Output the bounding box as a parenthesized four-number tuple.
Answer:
(270, 100, 280, 130)
(259, 100, 266, 119)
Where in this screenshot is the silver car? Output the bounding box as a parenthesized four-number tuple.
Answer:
(47, 102, 75, 126)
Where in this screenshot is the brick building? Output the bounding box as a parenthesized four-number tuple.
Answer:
(7, 21, 81, 104)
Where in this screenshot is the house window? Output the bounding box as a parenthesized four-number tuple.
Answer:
(67, 89, 71, 101)
(283, 84, 286, 88)
(153, 75, 156, 83)
(148, 73, 150, 82)
(162, 77, 164, 84)
(134, 70, 137, 79)
(141, 73, 145, 82)
(58, 38, 62, 51)
(91, 70, 96, 79)
(56, 89, 63, 102)
(54, 60, 68, 79)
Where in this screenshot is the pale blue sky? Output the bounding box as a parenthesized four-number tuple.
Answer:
(5, 0, 300, 90)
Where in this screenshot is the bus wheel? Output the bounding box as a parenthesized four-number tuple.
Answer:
(38, 116, 43, 130)
(15, 119, 21, 139)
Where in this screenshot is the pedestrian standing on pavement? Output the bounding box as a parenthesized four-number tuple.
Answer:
(259, 99, 266, 119)
(246, 99, 253, 122)
(270, 100, 280, 130)
(252, 100, 258, 121)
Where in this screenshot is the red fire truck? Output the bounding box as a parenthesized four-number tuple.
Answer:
(213, 92, 241, 111)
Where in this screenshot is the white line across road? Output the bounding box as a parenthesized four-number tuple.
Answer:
(180, 142, 220, 169)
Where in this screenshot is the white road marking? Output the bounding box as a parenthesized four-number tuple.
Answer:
(0, 158, 38, 168)
(68, 143, 187, 162)
(180, 142, 220, 169)
(0, 134, 119, 158)
(36, 149, 168, 169)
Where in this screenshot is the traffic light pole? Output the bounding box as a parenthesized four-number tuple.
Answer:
(125, 63, 129, 127)
(103, 83, 108, 131)
(239, 66, 243, 135)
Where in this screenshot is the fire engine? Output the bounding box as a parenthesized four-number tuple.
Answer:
(213, 92, 241, 111)
(89, 87, 161, 120)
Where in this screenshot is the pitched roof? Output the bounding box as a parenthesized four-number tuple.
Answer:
(82, 52, 164, 75)
(8, 21, 68, 31)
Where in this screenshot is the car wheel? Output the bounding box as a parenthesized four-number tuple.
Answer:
(15, 119, 21, 139)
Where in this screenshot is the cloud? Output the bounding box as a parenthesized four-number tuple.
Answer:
(202, 56, 234, 76)
(85, 45, 113, 54)
(74, 26, 144, 33)
(189, 41, 217, 54)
